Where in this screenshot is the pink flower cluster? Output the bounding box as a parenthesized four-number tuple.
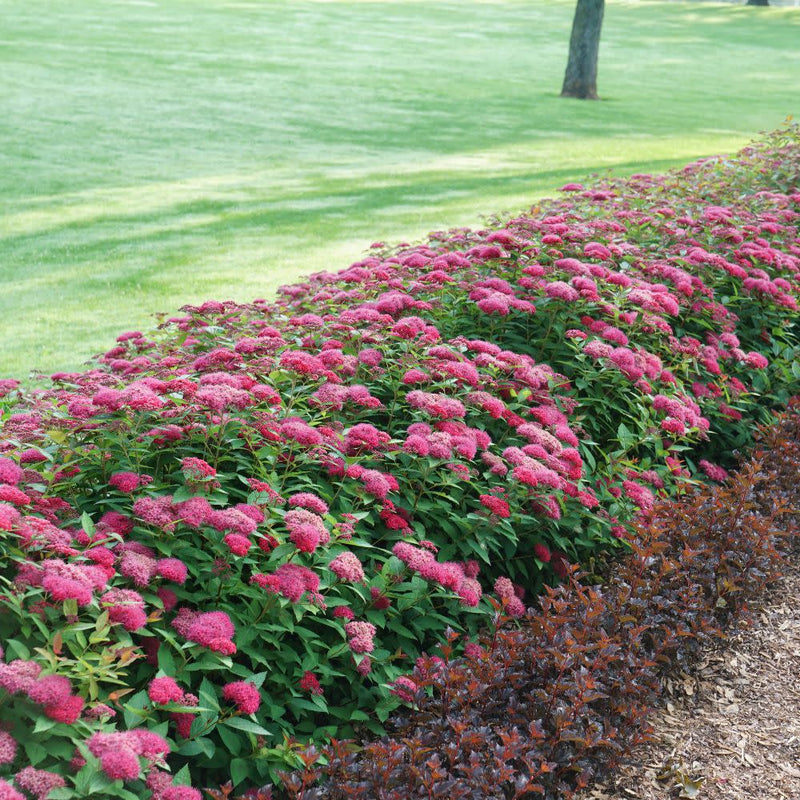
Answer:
(285, 507, 330, 553)
(312, 382, 383, 411)
(622, 480, 655, 511)
(698, 459, 729, 482)
(222, 681, 261, 714)
(652, 393, 710, 437)
(299, 670, 323, 695)
(171, 608, 236, 654)
(109, 471, 151, 493)
(146, 772, 202, 800)
(288, 492, 329, 515)
(344, 620, 377, 654)
(87, 729, 170, 781)
(479, 493, 511, 518)
(0, 731, 17, 766)
(406, 390, 466, 419)
(180, 456, 216, 480)
(343, 422, 391, 455)
(329, 551, 366, 583)
(389, 675, 418, 703)
(148, 675, 186, 705)
(102, 588, 148, 631)
(403, 420, 490, 461)
(494, 577, 525, 617)
(252, 563, 322, 604)
(392, 541, 482, 607)
(0, 660, 84, 725)
(10, 768, 65, 800)
(0, 458, 22, 486)
(20, 558, 109, 606)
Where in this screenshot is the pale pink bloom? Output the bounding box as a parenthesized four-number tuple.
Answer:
(329, 552, 365, 583)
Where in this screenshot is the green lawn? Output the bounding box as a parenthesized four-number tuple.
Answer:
(1, 0, 798, 378)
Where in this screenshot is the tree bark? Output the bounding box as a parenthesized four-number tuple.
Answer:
(561, 0, 605, 100)
(746, 0, 769, 5)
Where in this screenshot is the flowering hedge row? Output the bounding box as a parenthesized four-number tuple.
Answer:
(0, 124, 798, 798)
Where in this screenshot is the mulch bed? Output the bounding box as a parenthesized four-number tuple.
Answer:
(585, 549, 800, 799)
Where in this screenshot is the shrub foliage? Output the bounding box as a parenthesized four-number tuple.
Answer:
(0, 125, 798, 798)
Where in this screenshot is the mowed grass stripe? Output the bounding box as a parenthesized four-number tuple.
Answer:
(1, 0, 798, 377)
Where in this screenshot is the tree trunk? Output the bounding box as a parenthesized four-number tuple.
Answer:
(746, 0, 769, 5)
(561, 0, 605, 100)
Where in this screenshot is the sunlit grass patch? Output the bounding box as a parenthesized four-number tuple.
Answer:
(1, 0, 798, 376)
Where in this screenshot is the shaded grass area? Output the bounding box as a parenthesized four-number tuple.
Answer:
(1, 0, 798, 377)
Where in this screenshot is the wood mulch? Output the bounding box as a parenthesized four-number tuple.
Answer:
(584, 556, 800, 800)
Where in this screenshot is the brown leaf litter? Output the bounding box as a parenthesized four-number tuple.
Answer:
(584, 557, 800, 800)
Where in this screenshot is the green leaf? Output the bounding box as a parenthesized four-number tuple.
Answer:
(88, 771, 116, 794)
(288, 697, 325, 716)
(308, 693, 328, 713)
(73, 766, 92, 794)
(616, 421, 636, 450)
(173, 765, 192, 785)
(230, 757, 251, 787)
(248, 671, 268, 688)
(44, 791, 72, 800)
(80, 511, 95, 536)
(216, 721, 243, 755)
(185, 654, 232, 672)
(4, 639, 30, 660)
(397, 592, 425, 612)
(117, 790, 148, 800)
(198, 677, 220, 711)
(222, 716, 272, 736)
(374, 696, 398, 722)
(33, 716, 58, 734)
(122, 690, 150, 727)
(177, 738, 216, 758)
(24, 740, 49, 765)
(157, 644, 176, 674)
(171, 486, 195, 503)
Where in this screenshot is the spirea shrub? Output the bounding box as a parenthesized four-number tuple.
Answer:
(0, 125, 797, 797)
